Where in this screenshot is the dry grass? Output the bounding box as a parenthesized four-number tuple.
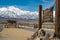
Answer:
(0, 28, 34, 40)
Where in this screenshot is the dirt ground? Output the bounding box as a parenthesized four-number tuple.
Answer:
(0, 28, 34, 40)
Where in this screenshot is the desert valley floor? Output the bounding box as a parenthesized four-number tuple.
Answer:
(0, 28, 34, 40)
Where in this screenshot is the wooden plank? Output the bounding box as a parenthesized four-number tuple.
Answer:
(43, 7, 53, 22)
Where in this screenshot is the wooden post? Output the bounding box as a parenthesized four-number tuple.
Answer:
(38, 5, 42, 30)
(55, 0, 60, 38)
(51, 7, 54, 22)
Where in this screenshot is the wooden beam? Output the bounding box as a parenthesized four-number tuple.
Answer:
(38, 5, 42, 30)
(55, 0, 60, 38)
(55, 0, 58, 36)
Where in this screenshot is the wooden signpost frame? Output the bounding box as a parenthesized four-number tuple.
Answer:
(38, 0, 60, 38)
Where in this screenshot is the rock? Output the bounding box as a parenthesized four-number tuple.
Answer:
(38, 29, 46, 37)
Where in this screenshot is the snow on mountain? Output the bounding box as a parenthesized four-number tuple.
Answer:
(53, 11, 55, 18)
(0, 6, 38, 19)
(0, 6, 55, 21)
(53, 11, 55, 23)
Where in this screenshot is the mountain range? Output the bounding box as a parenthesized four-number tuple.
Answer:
(0, 6, 38, 23)
(0, 6, 55, 23)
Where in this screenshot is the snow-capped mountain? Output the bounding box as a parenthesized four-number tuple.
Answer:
(0, 6, 38, 20)
(0, 6, 55, 23)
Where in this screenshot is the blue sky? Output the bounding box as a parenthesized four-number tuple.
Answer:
(0, 0, 55, 12)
